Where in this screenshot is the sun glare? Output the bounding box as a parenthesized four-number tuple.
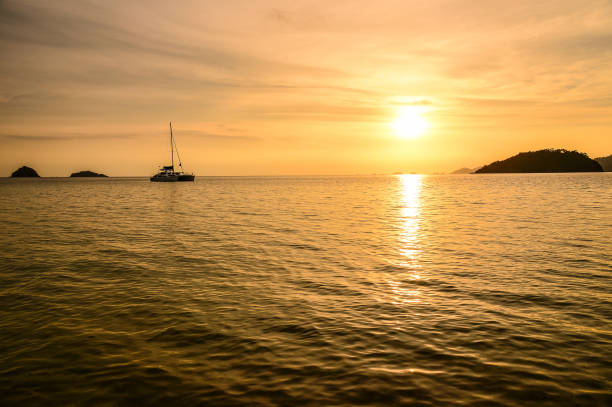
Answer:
(392, 106, 428, 139)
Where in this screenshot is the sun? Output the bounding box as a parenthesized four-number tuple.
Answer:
(392, 106, 428, 139)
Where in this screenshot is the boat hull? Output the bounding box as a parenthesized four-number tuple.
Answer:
(150, 175, 179, 182)
(177, 174, 195, 181)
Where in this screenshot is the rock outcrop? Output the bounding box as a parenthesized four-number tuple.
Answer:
(11, 166, 40, 177)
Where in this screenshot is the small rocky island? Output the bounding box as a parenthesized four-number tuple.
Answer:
(11, 166, 40, 177)
(70, 170, 108, 177)
(475, 149, 603, 173)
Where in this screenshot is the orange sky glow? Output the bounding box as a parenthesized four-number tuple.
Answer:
(1, 0, 611, 176)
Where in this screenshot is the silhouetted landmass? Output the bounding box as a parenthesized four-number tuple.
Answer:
(475, 149, 603, 173)
(451, 167, 481, 174)
(11, 166, 40, 177)
(70, 170, 108, 177)
(595, 154, 612, 171)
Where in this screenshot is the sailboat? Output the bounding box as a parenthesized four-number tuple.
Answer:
(150, 122, 195, 182)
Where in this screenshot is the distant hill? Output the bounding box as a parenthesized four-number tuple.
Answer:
(451, 167, 480, 174)
(11, 166, 40, 177)
(595, 154, 612, 171)
(475, 149, 603, 173)
(70, 170, 108, 177)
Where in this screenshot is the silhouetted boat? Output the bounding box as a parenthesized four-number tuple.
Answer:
(151, 122, 195, 182)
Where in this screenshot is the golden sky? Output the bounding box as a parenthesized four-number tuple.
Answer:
(1, 0, 611, 176)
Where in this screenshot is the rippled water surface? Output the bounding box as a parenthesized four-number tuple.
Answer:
(1, 174, 611, 406)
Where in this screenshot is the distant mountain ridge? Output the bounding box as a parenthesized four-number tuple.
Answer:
(451, 167, 481, 174)
(475, 149, 603, 173)
(595, 154, 612, 171)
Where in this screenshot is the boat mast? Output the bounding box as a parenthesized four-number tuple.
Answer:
(173, 135, 184, 172)
(170, 121, 174, 170)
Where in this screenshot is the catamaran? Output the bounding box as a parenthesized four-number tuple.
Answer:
(150, 122, 195, 182)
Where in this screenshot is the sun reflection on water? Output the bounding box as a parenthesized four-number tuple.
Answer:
(398, 174, 423, 269)
(387, 174, 424, 304)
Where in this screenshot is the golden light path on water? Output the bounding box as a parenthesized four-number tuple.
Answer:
(387, 174, 424, 305)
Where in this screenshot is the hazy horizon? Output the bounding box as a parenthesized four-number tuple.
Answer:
(1, 1, 611, 176)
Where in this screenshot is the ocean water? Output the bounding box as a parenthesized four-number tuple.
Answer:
(0, 174, 610, 406)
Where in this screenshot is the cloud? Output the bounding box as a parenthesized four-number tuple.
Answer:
(454, 98, 540, 107)
(0, 132, 139, 141)
(390, 99, 434, 107)
(0, 1, 346, 75)
(178, 130, 257, 142)
(238, 102, 386, 123)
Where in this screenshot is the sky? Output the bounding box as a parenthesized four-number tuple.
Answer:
(1, 0, 611, 176)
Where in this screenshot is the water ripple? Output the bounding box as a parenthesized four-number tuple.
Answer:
(0, 174, 611, 406)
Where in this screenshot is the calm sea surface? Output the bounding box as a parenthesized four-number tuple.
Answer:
(0, 174, 610, 406)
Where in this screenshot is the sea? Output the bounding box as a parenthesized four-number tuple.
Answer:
(0, 174, 610, 406)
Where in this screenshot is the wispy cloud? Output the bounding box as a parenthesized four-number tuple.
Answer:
(178, 130, 257, 142)
(0, 132, 139, 141)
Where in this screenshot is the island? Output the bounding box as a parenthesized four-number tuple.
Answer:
(70, 170, 108, 177)
(595, 154, 612, 172)
(11, 166, 40, 177)
(475, 149, 603, 173)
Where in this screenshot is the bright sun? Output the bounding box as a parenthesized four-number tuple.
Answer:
(392, 106, 428, 139)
